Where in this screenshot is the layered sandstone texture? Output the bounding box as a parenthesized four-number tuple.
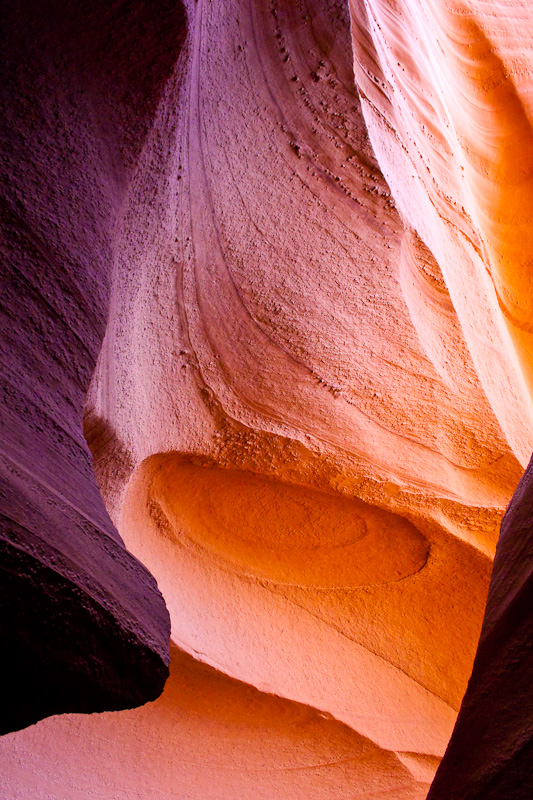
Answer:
(349, 1, 533, 796)
(2, 0, 533, 798)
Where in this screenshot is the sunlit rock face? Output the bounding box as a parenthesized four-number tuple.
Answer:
(350, 0, 533, 464)
(82, 0, 523, 771)
(2, 0, 533, 797)
(350, 1, 533, 796)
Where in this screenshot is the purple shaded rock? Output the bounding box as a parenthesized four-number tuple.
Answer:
(0, 0, 186, 733)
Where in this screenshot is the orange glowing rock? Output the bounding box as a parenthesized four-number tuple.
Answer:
(349, 1, 533, 795)
(0, 647, 430, 799)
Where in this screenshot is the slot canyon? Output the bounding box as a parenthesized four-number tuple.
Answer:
(2, 0, 533, 797)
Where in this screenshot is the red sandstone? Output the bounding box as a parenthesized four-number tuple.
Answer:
(2, 0, 533, 798)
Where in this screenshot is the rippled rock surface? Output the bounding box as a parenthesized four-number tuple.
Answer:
(2, 0, 533, 798)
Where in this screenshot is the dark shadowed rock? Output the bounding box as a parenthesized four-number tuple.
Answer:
(428, 454, 533, 799)
(0, 0, 186, 732)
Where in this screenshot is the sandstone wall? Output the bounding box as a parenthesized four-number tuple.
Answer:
(1, 0, 533, 797)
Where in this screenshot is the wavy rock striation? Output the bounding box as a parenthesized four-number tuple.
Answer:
(350, 0, 533, 795)
(86, 0, 520, 781)
(2, 0, 533, 797)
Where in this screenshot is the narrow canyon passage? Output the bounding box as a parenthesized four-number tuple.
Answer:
(2, 0, 533, 798)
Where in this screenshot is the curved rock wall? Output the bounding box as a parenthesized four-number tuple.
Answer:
(2, 0, 533, 797)
(0, 0, 184, 731)
(80, 0, 523, 768)
(350, 0, 533, 463)
(0, 645, 429, 800)
(349, 0, 533, 795)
